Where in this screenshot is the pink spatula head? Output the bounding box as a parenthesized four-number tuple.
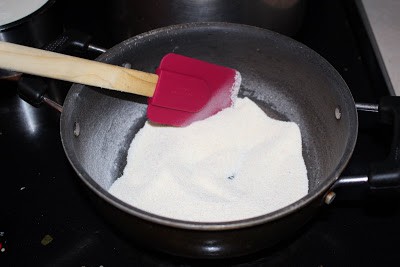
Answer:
(147, 53, 241, 126)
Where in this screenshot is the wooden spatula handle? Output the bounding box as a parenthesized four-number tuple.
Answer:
(0, 41, 158, 97)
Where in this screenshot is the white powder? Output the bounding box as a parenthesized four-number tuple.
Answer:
(230, 71, 242, 105)
(109, 97, 308, 222)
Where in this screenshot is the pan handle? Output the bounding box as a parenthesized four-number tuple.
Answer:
(41, 29, 107, 56)
(333, 96, 400, 192)
(16, 30, 107, 110)
(17, 74, 63, 112)
(368, 96, 400, 190)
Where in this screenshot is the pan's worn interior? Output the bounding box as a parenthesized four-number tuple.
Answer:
(61, 23, 357, 225)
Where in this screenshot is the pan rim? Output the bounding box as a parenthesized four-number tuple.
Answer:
(60, 22, 358, 231)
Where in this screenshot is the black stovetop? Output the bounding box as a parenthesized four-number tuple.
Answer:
(1, 0, 400, 266)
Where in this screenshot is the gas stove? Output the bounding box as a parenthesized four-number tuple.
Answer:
(1, 0, 400, 266)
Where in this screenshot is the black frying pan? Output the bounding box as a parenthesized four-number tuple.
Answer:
(58, 22, 399, 258)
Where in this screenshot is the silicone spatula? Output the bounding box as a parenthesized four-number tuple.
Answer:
(0, 41, 241, 126)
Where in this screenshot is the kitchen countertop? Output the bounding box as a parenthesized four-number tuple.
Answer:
(357, 0, 400, 96)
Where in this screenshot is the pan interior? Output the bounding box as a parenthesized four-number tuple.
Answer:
(61, 23, 357, 220)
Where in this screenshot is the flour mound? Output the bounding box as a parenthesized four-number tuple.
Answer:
(109, 97, 308, 222)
